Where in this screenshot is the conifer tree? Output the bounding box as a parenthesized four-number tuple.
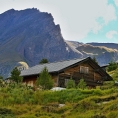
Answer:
(0, 76, 4, 87)
(39, 58, 48, 64)
(36, 67, 53, 90)
(0, 76, 3, 80)
(10, 67, 23, 84)
(92, 56, 98, 64)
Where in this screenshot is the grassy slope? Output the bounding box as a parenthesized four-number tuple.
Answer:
(0, 86, 118, 118)
(108, 68, 118, 81)
(0, 69, 118, 118)
(100, 68, 118, 90)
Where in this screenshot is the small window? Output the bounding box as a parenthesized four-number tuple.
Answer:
(65, 79, 69, 86)
(80, 66, 85, 73)
(80, 66, 89, 74)
(65, 78, 75, 86)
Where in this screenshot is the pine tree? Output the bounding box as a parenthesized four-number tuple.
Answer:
(36, 67, 53, 90)
(10, 67, 23, 84)
(0, 76, 4, 87)
(66, 77, 75, 89)
(0, 76, 3, 80)
(92, 56, 98, 64)
(39, 58, 48, 64)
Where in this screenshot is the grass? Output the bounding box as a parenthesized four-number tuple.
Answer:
(108, 68, 118, 81)
(0, 67, 118, 117)
(0, 86, 118, 117)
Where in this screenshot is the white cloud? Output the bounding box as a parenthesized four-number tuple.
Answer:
(106, 30, 118, 39)
(114, 0, 118, 6)
(0, 0, 117, 41)
(35, 0, 117, 40)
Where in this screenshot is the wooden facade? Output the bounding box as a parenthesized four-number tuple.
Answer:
(58, 61, 103, 88)
(22, 57, 112, 88)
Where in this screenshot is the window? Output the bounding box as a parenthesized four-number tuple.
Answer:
(65, 79, 69, 86)
(65, 78, 75, 86)
(80, 66, 89, 74)
(85, 67, 89, 74)
(80, 66, 84, 73)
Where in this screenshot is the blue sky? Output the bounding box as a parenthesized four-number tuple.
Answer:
(0, 0, 118, 43)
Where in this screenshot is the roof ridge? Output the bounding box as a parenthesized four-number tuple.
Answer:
(27, 57, 88, 70)
(38, 57, 86, 65)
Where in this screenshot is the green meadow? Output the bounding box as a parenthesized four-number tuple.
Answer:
(0, 84, 118, 117)
(0, 67, 118, 118)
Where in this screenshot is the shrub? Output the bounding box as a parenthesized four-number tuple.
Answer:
(66, 77, 75, 89)
(0, 108, 15, 117)
(77, 78, 87, 90)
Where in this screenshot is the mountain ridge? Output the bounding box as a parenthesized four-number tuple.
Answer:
(68, 41, 118, 65)
(88, 42, 118, 50)
(0, 8, 82, 78)
(0, 8, 118, 78)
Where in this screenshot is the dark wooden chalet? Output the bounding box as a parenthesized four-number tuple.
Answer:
(21, 57, 112, 88)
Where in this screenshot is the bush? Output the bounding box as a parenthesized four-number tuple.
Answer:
(0, 108, 15, 117)
(66, 77, 75, 89)
(77, 78, 87, 90)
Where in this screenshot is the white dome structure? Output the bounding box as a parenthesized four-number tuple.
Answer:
(17, 61, 29, 71)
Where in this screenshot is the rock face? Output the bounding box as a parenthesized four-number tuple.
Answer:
(0, 8, 82, 78)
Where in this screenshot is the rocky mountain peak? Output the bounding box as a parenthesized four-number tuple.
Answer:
(0, 8, 82, 78)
